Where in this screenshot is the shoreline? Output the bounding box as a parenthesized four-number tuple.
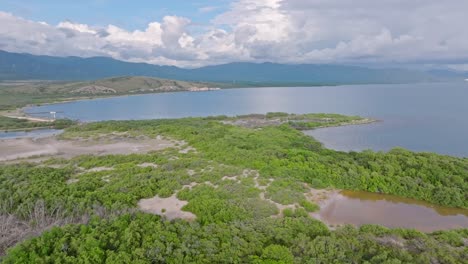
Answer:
(8, 104, 380, 129)
(305, 117, 380, 130)
(1, 80, 461, 122)
(3, 114, 52, 123)
(1, 126, 54, 133)
(1, 89, 228, 122)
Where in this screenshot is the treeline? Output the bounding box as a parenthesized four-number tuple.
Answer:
(263, 147, 467, 208)
(4, 213, 466, 263)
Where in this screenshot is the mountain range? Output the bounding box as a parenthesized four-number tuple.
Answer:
(0, 50, 465, 85)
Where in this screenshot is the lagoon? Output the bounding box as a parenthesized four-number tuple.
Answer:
(26, 82, 468, 157)
(317, 190, 468, 232)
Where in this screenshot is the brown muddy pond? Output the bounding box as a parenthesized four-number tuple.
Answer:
(318, 190, 468, 232)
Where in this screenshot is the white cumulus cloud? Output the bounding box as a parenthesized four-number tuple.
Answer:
(0, 0, 467, 67)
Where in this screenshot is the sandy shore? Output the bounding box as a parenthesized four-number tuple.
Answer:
(306, 188, 341, 224)
(0, 135, 175, 162)
(1, 107, 52, 122)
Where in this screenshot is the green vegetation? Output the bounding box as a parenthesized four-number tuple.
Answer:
(265, 179, 308, 205)
(300, 200, 320, 212)
(3, 214, 466, 263)
(62, 115, 468, 208)
(0, 116, 75, 131)
(0, 92, 69, 111)
(1, 113, 467, 262)
(266, 112, 369, 130)
(0, 76, 223, 111)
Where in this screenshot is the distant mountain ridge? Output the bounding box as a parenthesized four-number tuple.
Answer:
(0, 50, 464, 85)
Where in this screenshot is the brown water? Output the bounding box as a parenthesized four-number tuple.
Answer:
(318, 190, 468, 232)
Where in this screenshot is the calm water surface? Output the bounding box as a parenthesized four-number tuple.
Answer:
(319, 191, 468, 232)
(0, 129, 63, 139)
(26, 82, 468, 157)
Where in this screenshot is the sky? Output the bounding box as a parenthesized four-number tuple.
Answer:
(0, 0, 467, 69)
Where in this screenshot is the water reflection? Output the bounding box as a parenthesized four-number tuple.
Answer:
(319, 190, 468, 232)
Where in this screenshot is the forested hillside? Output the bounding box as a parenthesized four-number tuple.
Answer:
(0, 76, 219, 111)
(1, 50, 455, 84)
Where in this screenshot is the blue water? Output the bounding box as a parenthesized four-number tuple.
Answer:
(0, 129, 63, 139)
(25, 82, 468, 157)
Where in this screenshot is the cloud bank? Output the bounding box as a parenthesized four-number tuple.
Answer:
(1, 0, 467, 67)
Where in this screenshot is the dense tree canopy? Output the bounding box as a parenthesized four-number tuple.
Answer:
(63, 114, 468, 208)
(4, 214, 467, 264)
(1, 113, 467, 262)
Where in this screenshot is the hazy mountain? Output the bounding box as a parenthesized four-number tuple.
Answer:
(0, 50, 462, 85)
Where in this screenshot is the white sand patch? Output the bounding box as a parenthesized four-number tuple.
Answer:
(255, 177, 298, 218)
(0, 140, 59, 161)
(0, 135, 175, 162)
(138, 163, 158, 168)
(179, 146, 196, 154)
(138, 195, 196, 220)
(253, 176, 272, 191)
(260, 194, 299, 218)
(36, 163, 68, 169)
(243, 169, 258, 177)
(66, 179, 79, 184)
(182, 182, 198, 190)
(222, 175, 239, 182)
(102, 175, 112, 183)
(46, 164, 67, 169)
(86, 167, 114, 173)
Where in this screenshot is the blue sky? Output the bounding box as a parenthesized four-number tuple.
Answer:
(0, 0, 467, 68)
(0, 0, 229, 30)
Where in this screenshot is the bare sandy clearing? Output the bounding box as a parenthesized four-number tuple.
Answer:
(222, 115, 377, 129)
(182, 182, 198, 190)
(179, 146, 197, 154)
(66, 179, 79, 184)
(221, 118, 283, 128)
(259, 191, 299, 218)
(1, 108, 52, 122)
(138, 195, 196, 220)
(304, 188, 340, 206)
(304, 188, 342, 225)
(85, 167, 115, 173)
(101, 175, 112, 183)
(137, 163, 158, 168)
(0, 136, 175, 162)
(222, 175, 239, 182)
